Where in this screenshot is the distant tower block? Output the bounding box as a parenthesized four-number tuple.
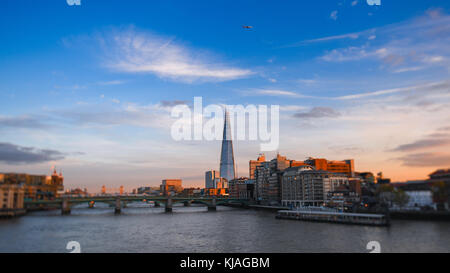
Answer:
(120, 186, 124, 195)
(220, 109, 236, 182)
(101, 185, 106, 195)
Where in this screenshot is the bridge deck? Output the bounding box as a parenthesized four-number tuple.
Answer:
(25, 196, 248, 205)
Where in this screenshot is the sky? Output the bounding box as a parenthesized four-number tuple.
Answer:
(1, 0, 450, 192)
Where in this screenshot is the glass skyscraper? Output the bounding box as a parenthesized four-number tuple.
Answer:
(219, 109, 236, 183)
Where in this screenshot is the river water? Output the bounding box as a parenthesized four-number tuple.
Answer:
(0, 204, 449, 253)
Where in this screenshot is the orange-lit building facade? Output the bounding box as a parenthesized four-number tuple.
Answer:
(304, 158, 355, 177)
(249, 154, 266, 179)
(205, 170, 221, 189)
(281, 166, 349, 207)
(0, 169, 64, 201)
(0, 183, 26, 217)
(204, 187, 227, 197)
(204, 177, 228, 197)
(160, 179, 183, 196)
(252, 154, 356, 205)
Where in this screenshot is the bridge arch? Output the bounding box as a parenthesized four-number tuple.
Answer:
(70, 200, 116, 208)
(173, 200, 211, 206)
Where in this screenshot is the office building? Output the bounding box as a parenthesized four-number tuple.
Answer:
(304, 158, 355, 177)
(160, 179, 183, 196)
(393, 181, 435, 209)
(219, 109, 236, 182)
(229, 178, 255, 200)
(255, 154, 291, 205)
(0, 184, 25, 217)
(0, 169, 64, 201)
(249, 154, 266, 179)
(281, 166, 349, 207)
(427, 169, 450, 210)
(181, 188, 202, 197)
(205, 170, 220, 189)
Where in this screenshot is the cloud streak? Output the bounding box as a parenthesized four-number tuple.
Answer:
(0, 143, 65, 164)
(393, 138, 450, 152)
(293, 107, 340, 119)
(391, 127, 450, 152)
(317, 8, 450, 72)
(330, 10, 338, 21)
(0, 115, 48, 129)
(252, 89, 302, 97)
(247, 80, 449, 102)
(54, 102, 174, 129)
(397, 153, 450, 167)
(334, 80, 450, 100)
(103, 28, 253, 82)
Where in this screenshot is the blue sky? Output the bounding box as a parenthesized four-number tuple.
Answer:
(1, 0, 450, 192)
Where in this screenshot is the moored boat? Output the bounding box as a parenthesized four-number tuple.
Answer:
(276, 209, 389, 226)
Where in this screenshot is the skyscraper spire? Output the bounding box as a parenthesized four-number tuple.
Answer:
(220, 108, 236, 182)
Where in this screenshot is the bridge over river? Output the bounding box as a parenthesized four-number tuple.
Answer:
(25, 196, 249, 215)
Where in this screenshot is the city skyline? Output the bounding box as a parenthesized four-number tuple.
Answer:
(1, 1, 450, 192)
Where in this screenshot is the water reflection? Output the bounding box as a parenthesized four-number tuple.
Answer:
(0, 206, 449, 253)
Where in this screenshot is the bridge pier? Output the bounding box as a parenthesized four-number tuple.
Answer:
(115, 198, 121, 214)
(62, 198, 71, 215)
(184, 201, 191, 207)
(165, 197, 173, 213)
(154, 201, 160, 207)
(208, 197, 217, 212)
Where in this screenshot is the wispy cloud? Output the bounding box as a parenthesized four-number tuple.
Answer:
(283, 29, 373, 47)
(391, 127, 450, 152)
(102, 28, 253, 83)
(317, 8, 450, 72)
(243, 89, 307, 98)
(256, 89, 301, 97)
(330, 10, 338, 20)
(393, 138, 450, 152)
(0, 142, 65, 164)
(392, 66, 424, 73)
(97, 80, 126, 86)
(298, 78, 318, 85)
(160, 100, 189, 107)
(53, 102, 174, 129)
(0, 115, 48, 129)
(293, 107, 340, 119)
(333, 81, 450, 100)
(320, 46, 387, 62)
(247, 80, 449, 101)
(397, 153, 450, 167)
(305, 32, 361, 43)
(279, 105, 308, 112)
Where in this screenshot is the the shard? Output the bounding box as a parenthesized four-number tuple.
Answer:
(220, 109, 236, 183)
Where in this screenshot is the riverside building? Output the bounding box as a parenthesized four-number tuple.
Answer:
(281, 166, 349, 207)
